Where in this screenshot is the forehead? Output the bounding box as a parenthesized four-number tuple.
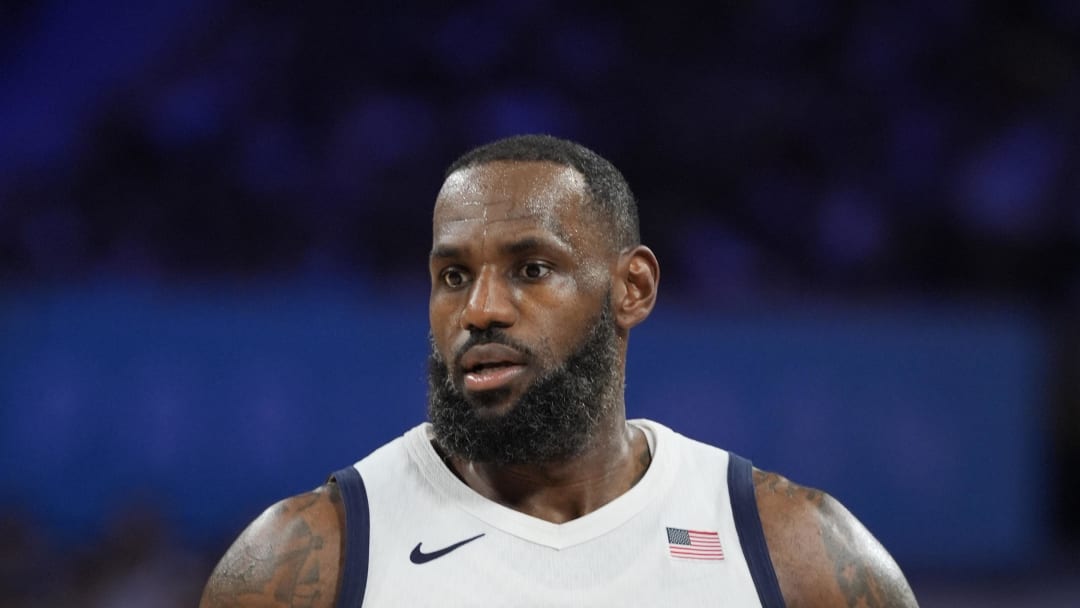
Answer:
(433, 161, 590, 241)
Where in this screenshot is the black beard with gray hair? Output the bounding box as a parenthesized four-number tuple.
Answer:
(427, 300, 621, 465)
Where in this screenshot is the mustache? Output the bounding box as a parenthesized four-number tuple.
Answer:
(452, 328, 536, 368)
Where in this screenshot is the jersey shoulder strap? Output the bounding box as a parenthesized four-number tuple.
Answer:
(328, 451, 779, 607)
(727, 452, 787, 608)
(330, 466, 370, 608)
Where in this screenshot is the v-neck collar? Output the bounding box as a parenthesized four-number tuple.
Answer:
(404, 419, 679, 550)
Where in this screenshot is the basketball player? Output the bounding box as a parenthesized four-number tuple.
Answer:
(200, 135, 919, 607)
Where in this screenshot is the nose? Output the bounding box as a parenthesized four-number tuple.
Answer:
(459, 266, 517, 331)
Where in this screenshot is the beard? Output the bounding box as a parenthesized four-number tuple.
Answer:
(427, 299, 621, 465)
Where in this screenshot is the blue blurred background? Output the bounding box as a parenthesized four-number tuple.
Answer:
(1, 1, 1078, 605)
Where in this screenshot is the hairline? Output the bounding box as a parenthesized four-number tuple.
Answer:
(443, 157, 629, 253)
(442, 135, 641, 252)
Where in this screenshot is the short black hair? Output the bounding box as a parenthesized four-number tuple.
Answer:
(445, 134, 640, 250)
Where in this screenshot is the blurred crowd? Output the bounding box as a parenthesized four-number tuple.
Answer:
(2, 1, 1078, 302)
(0, 506, 207, 607)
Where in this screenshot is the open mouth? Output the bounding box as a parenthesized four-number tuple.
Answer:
(459, 343, 528, 392)
(463, 362, 525, 392)
(466, 361, 516, 373)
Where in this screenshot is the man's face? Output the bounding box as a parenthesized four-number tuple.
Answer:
(427, 161, 620, 462)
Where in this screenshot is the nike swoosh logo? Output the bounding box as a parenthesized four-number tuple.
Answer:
(409, 533, 485, 564)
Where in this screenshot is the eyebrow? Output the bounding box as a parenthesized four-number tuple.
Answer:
(429, 245, 461, 261)
(429, 235, 571, 261)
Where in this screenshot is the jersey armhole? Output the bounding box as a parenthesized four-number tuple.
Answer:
(329, 466, 370, 608)
(727, 452, 787, 608)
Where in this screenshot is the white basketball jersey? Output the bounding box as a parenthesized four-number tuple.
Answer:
(331, 419, 784, 607)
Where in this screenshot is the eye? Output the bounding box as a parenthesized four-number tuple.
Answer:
(441, 268, 468, 288)
(519, 261, 552, 280)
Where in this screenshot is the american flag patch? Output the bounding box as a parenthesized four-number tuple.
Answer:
(666, 527, 724, 560)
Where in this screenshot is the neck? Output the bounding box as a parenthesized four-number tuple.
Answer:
(440, 414, 652, 524)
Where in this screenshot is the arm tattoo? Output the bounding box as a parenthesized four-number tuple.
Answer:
(753, 470, 823, 503)
(204, 489, 339, 607)
(753, 470, 915, 608)
(820, 520, 892, 608)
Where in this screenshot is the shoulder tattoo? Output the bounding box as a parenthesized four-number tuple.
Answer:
(201, 486, 342, 608)
(753, 469, 824, 503)
(753, 470, 918, 607)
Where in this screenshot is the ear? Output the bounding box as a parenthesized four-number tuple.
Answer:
(613, 245, 660, 331)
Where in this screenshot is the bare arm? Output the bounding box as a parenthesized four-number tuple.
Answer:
(754, 470, 919, 607)
(200, 484, 344, 608)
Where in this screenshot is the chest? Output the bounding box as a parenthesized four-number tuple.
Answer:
(359, 488, 761, 606)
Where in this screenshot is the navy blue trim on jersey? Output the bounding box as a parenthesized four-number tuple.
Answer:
(331, 466, 370, 608)
(728, 453, 786, 608)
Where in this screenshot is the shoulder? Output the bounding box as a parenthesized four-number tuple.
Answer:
(199, 483, 345, 608)
(752, 468, 919, 607)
